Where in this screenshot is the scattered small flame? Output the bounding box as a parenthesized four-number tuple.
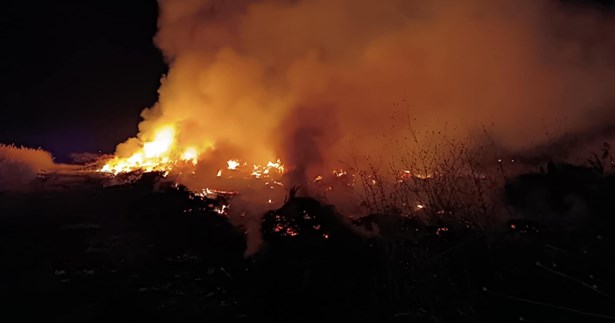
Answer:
(251, 159, 285, 178)
(286, 227, 298, 237)
(97, 123, 289, 181)
(182, 147, 198, 165)
(214, 204, 230, 216)
(227, 159, 240, 170)
(414, 173, 433, 179)
(98, 130, 442, 213)
(398, 170, 434, 182)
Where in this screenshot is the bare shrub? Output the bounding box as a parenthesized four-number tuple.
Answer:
(352, 125, 529, 230)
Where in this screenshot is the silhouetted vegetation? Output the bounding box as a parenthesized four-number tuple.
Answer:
(1, 159, 615, 322)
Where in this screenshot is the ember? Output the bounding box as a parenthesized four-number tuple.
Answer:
(227, 159, 240, 170)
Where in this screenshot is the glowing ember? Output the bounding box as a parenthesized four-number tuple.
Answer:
(227, 159, 240, 170)
(398, 170, 434, 181)
(196, 187, 238, 200)
(286, 227, 298, 237)
(414, 173, 433, 179)
(266, 160, 284, 172)
(251, 159, 285, 178)
(214, 204, 230, 216)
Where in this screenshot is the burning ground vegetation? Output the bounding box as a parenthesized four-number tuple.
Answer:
(1, 143, 615, 322)
(5, 0, 615, 321)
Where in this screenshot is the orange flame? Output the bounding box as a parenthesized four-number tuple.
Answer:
(227, 159, 240, 170)
(99, 124, 287, 183)
(99, 125, 201, 174)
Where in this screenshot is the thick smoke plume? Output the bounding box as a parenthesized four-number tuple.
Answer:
(116, 0, 615, 187)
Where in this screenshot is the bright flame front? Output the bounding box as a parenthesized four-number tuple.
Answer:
(100, 125, 202, 174)
(98, 124, 287, 180)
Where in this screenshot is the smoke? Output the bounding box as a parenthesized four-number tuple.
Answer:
(116, 0, 615, 186)
(0, 145, 55, 191)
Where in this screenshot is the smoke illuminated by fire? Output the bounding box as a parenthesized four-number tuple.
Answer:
(101, 125, 191, 174)
(101, 0, 615, 195)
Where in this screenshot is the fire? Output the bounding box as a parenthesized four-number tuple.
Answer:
(100, 125, 204, 174)
(143, 126, 174, 158)
(181, 147, 198, 165)
(251, 159, 285, 178)
(224, 158, 286, 179)
(398, 170, 434, 182)
(98, 123, 287, 184)
(227, 159, 240, 170)
(266, 160, 284, 171)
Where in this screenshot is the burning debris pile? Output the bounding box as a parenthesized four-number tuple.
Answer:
(93, 0, 615, 208)
(262, 187, 338, 242)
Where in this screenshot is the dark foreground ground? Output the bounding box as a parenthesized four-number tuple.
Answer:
(1, 166, 615, 322)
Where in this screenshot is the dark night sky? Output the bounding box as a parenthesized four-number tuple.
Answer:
(0, 0, 166, 161)
(0, 0, 613, 162)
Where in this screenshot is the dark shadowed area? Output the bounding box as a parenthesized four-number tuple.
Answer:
(1, 164, 615, 322)
(0, 0, 166, 161)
